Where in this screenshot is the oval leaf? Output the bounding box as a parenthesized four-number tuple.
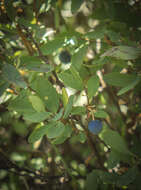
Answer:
(2, 63, 27, 88)
(28, 95, 46, 112)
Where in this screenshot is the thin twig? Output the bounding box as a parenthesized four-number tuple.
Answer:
(16, 24, 34, 55)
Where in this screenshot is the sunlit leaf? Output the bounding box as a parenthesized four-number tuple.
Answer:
(31, 76, 59, 113)
(62, 87, 69, 108)
(63, 95, 74, 119)
(28, 95, 46, 112)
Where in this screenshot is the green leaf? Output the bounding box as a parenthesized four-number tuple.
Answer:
(46, 122, 65, 139)
(71, 106, 86, 115)
(52, 108, 64, 121)
(62, 87, 69, 108)
(31, 76, 59, 113)
(28, 124, 49, 143)
(23, 112, 51, 122)
(25, 63, 53, 73)
(58, 67, 83, 90)
(87, 167, 138, 188)
(0, 81, 9, 96)
(13, 121, 28, 136)
(86, 170, 99, 190)
(4, 0, 16, 20)
(103, 73, 137, 87)
(116, 166, 138, 186)
(20, 55, 53, 73)
(28, 95, 46, 112)
(105, 30, 120, 42)
(41, 37, 65, 55)
(77, 132, 86, 143)
(2, 63, 27, 88)
(52, 124, 72, 144)
(72, 45, 88, 70)
(63, 95, 74, 119)
(85, 26, 106, 39)
(99, 127, 131, 155)
(107, 151, 121, 169)
(18, 18, 37, 29)
(101, 46, 141, 60)
(98, 167, 138, 187)
(20, 56, 42, 65)
(71, 0, 84, 14)
(117, 76, 141, 96)
(87, 76, 99, 99)
(95, 110, 108, 118)
(8, 90, 35, 114)
(98, 171, 119, 185)
(107, 150, 131, 169)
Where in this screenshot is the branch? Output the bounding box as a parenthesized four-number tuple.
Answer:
(16, 24, 34, 55)
(0, 149, 62, 182)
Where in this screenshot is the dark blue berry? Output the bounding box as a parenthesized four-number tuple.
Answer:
(59, 50, 71, 64)
(88, 120, 102, 135)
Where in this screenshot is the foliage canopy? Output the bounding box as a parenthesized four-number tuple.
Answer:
(0, 0, 141, 189)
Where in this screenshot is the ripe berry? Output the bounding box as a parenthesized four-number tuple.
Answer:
(59, 50, 71, 64)
(88, 120, 102, 135)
